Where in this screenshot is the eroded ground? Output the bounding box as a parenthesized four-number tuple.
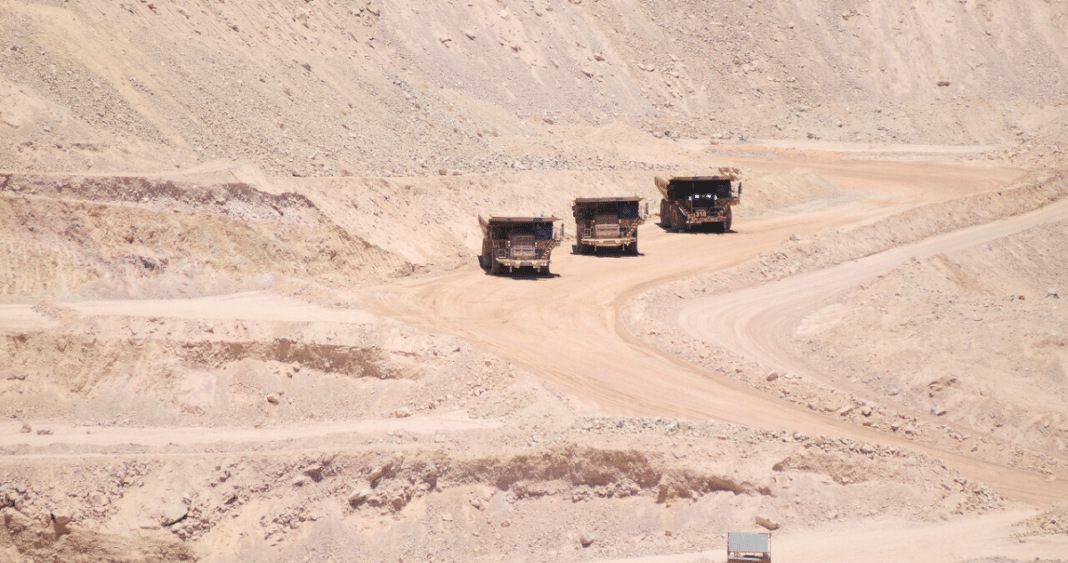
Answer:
(2, 144, 1067, 563)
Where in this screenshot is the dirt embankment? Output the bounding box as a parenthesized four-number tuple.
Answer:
(625, 170, 1068, 480)
(3, 0, 1068, 176)
(0, 174, 409, 301)
(793, 218, 1068, 457)
(666, 168, 1068, 297)
(0, 310, 529, 428)
(1, 420, 1001, 563)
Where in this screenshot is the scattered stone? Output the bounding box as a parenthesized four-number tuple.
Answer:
(368, 462, 393, 482)
(1048, 288, 1060, 299)
(392, 407, 412, 418)
(36, 428, 52, 435)
(755, 516, 780, 531)
(88, 491, 109, 507)
(161, 503, 188, 527)
(266, 394, 280, 405)
(19, 423, 30, 434)
(579, 529, 596, 547)
(766, 372, 779, 382)
(348, 487, 372, 506)
(51, 514, 72, 536)
(303, 464, 324, 482)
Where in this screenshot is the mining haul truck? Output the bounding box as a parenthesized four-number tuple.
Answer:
(478, 215, 561, 275)
(727, 532, 771, 563)
(572, 196, 644, 255)
(656, 170, 741, 232)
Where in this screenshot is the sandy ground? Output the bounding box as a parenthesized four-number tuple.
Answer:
(3, 0, 1068, 560)
(3, 143, 1067, 562)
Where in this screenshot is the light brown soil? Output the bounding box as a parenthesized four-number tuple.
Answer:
(3, 1, 1068, 562)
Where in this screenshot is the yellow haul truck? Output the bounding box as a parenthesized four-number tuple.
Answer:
(478, 215, 561, 275)
(572, 196, 644, 255)
(656, 169, 741, 233)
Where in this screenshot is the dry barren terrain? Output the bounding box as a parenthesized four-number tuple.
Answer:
(2, 1, 1068, 562)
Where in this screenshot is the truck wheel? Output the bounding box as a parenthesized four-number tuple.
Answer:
(490, 260, 502, 275)
(724, 209, 733, 232)
(629, 242, 639, 255)
(541, 265, 551, 275)
(660, 200, 670, 228)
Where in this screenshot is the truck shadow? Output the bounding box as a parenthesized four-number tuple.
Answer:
(476, 262, 560, 279)
(571, 244, 644, 257)
(656, 221, 734, 234)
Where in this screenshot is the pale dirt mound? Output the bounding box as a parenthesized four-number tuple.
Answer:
(1015, 504, 1068, 537)
(740, 168, 849, 215)
(793, 217, 1068, 456)
(0, 174, 409, 301)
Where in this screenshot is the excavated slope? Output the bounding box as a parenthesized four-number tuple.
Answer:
(2, 0, 1068, 176)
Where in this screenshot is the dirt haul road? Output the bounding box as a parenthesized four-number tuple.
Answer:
(7, 150, 1066, 563)
(370, 153, 1068, 505)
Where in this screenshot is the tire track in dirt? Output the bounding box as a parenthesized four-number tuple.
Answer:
(675, 195, 1068, 505)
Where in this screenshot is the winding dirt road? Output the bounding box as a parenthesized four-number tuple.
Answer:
(372, 154, 1068, 505)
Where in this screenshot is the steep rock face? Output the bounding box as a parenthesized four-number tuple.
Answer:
(1, 0, 1067, 176)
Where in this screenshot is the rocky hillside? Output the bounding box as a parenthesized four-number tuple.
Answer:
(2, 0, 1067, 177)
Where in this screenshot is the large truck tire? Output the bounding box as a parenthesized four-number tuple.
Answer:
(481, 241, 492, 269)
(723, 208, 733, 232)
(674, 207, 686, 232)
